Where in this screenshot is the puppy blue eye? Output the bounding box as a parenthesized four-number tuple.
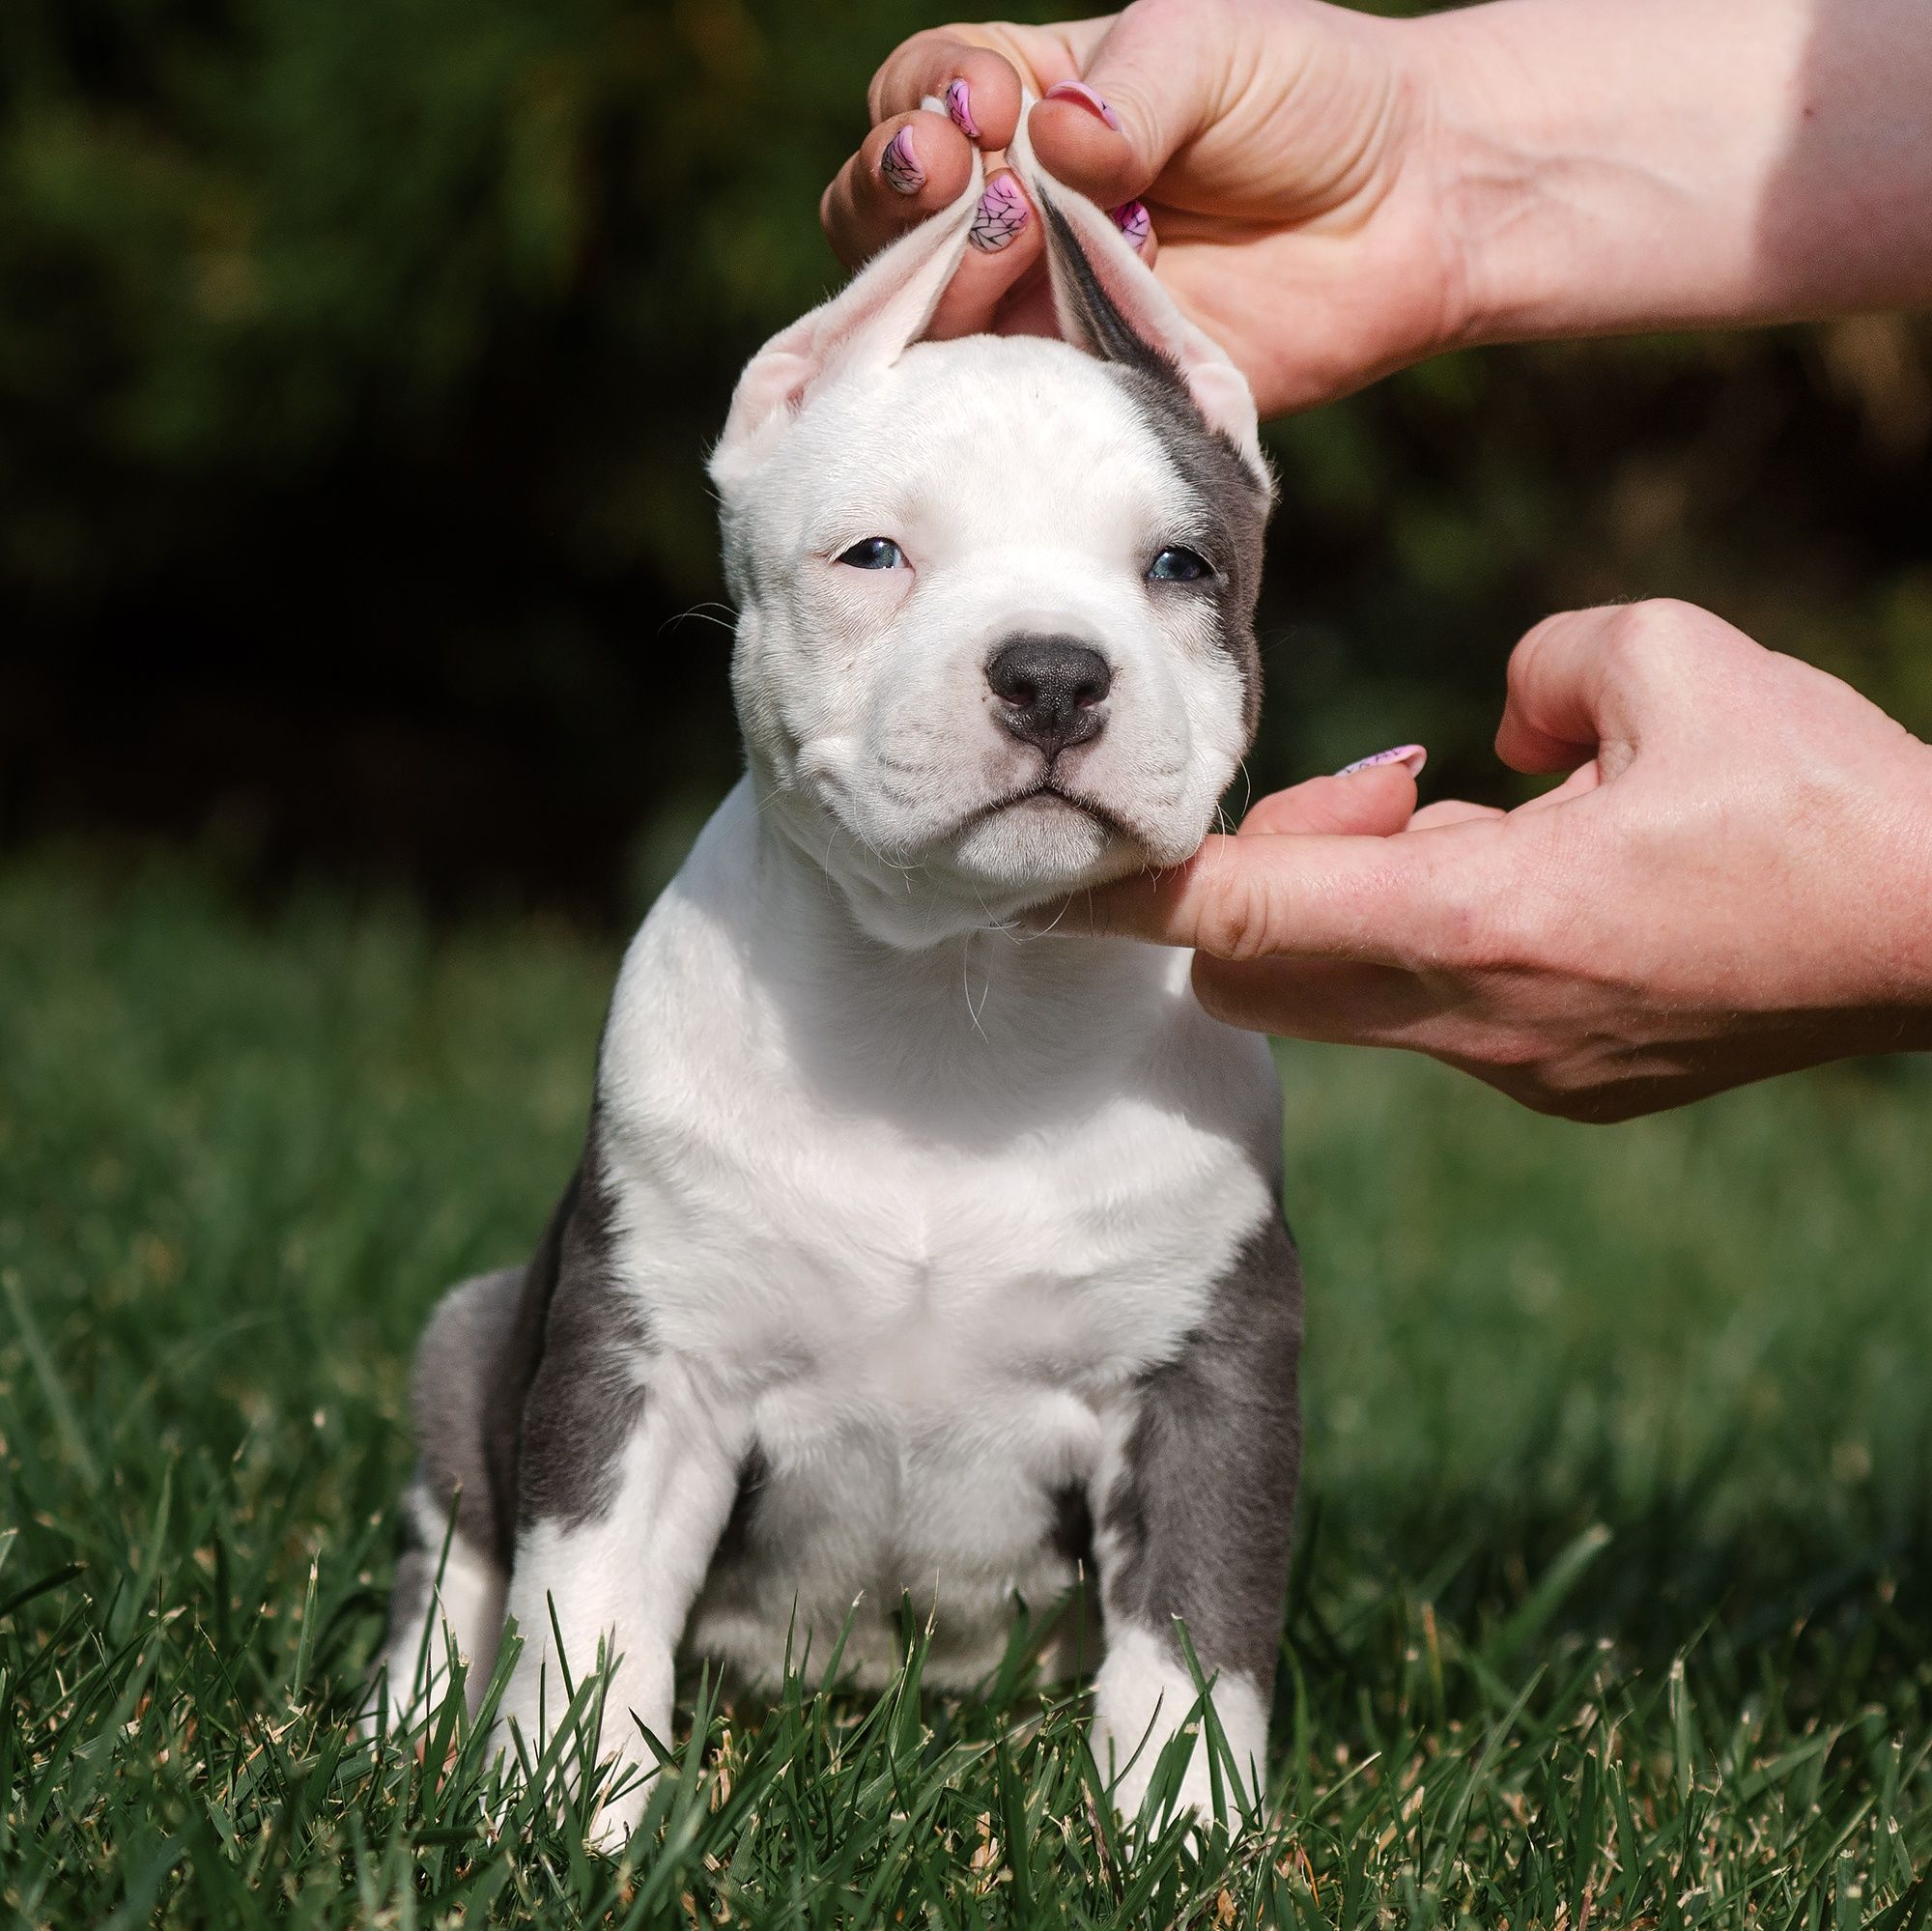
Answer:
(1148, 546, 1212, 583)
(836, 537, 905, 570)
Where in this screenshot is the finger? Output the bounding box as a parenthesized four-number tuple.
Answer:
(820, 111, 976, 269)
(869, 36, 1034, 150)
(1495, 600, 1743, 776)
(1048, 825, 1481, 963)
(1027, 7, 1231, 208)
(1493, 607, 1632, 774)
(923, 168, 1047, 339)
(1406, 799, 1503, 831)
(1237, 767, 1417, 838)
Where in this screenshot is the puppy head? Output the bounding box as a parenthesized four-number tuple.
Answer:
(709, 124, 1273, 947)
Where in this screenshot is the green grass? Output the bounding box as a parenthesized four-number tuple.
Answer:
(5, 854, 1932, 1928)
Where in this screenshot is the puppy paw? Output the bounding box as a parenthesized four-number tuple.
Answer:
(1093, 1625, 1268, 1834)
(586, 1774, 651, 1857)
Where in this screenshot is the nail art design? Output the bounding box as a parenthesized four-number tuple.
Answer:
(1336, 744, 1428, 778)
(1044, 79, 1122, 129)
(880, 127, 924, 195)
(969, 175, 1029, 253)
(1113, 199, 1151, 252)
(945, 77, 980, 138)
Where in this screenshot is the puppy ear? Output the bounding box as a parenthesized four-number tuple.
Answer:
(709, 157, 984, 497)
(1005, 100, 1269, 489)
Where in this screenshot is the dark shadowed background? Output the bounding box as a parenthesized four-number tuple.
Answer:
(4, 0, 1930, 923)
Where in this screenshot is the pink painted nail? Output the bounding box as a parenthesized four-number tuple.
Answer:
(1113, 199, 1151, 252)
(1044, 79, 1122, 130)
(969, 174, 1029, 253)
(1336, 744, 1427, 778)
(945, 77, 980, 138)
(881, 127, 924, 195)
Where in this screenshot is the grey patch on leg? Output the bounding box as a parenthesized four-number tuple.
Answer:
(516, 1130, 654, 1531)
(1100, 1210, 1301, 1688)
(374, 1110, 655, 1718)
(408, 1266, 526, 1569)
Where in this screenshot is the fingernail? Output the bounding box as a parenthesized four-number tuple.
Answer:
(1112, 199, 1151, 252)
(969, 174, 1029, 253)
(945, 77, 980, 139)
(1336, 744, 1427, 778)
(880, 127, 924, 195)
(1044, 79, 1122, 130)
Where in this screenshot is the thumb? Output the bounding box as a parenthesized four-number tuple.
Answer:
(1048, 827, 1458, 962)
(1028, 8, 1230, 208)
(1238, 760, 1421, 838)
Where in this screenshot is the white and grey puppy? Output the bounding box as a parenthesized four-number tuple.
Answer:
(371, 117, 1298, 1847)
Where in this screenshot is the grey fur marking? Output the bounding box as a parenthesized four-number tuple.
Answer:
(406, 1265, 526, 1569)
(392, 1124, 648, 1577)
(1100, 1211, 1302, 1687)
(516, 1139, 651, 1530)
(1037, 195, 1270, 732)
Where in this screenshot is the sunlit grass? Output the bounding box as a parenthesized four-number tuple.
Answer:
(4, 856, 1931, 1926)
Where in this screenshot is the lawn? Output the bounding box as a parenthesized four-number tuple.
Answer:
(4, 855, 1932, 1928)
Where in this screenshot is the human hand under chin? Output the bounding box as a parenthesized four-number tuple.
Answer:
(1052, 600, 1932, 1122)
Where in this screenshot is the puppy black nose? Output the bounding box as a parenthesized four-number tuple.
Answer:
(985, 635, 1112, 759)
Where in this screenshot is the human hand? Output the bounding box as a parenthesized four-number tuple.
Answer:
(822, 0, 1932, 417)
(818, 0, 1469, 414)
(1061, 601, 1932, 1121)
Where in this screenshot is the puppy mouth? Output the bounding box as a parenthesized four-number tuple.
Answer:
(961, 779, 1141, 847)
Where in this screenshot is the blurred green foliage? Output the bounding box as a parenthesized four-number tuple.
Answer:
(2, 0, 1928, 912)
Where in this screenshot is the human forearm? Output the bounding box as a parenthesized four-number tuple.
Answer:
(1416, 0, 1932, 347)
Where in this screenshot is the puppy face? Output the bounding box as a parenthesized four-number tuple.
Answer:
(711, 161, 1272, 944)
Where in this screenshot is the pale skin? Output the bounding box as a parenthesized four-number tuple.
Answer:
(823, 0, 1932, 1119)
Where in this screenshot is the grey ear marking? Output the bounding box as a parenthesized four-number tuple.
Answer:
(1029, 183, 1272, 499)
(1037, 193, 1175, 385)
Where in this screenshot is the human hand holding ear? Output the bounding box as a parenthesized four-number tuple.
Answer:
(1048, 601, 1932, 1122)
(819, 0, 1453, 396)
(824, 0, 1932, 415)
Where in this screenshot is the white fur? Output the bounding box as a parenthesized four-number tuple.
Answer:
(1093, 1624, 1268, 1823)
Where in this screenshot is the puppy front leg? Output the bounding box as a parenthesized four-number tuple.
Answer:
(1093, 1211, 1302, 1828)
(498, 1361, 747, 1853)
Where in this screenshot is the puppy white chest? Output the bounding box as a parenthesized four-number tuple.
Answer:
(589, 843, 1280, 1685)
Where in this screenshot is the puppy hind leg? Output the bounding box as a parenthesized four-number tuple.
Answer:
(1091, 1212, 1302, 1828)
(366, 1266, 526, 1734)
(370, 1476, 508, 1730)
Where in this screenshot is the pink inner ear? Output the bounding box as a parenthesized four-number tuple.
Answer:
(736, 261, 948, 429)
(711, 159, 984, 491)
